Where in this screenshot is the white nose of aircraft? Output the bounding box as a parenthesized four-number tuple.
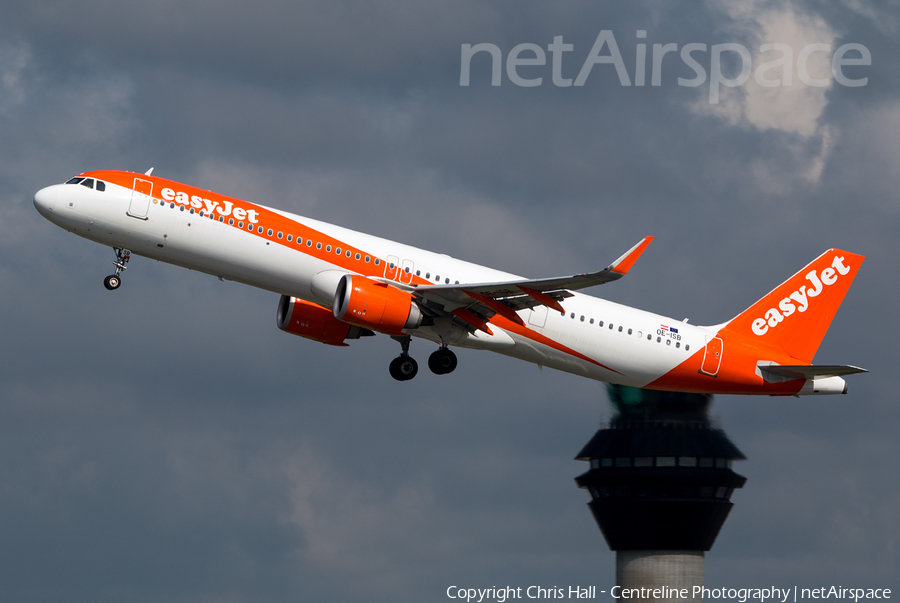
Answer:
(33, 185, 58, 218)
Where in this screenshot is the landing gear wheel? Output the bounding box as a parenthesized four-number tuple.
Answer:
(390, 356, 419, 381)
(428, 348, 458, 375)
(103, 275, 121, 290)
(104, 247, 131, 291)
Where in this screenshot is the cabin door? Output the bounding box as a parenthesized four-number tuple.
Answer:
(128, 178, 153, 219)
(700, 336, 723, 376)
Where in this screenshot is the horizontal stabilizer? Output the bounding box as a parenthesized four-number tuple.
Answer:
(759, 363, 868, 381)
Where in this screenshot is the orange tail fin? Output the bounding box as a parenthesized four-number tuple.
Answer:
(721, 249, 864, 363)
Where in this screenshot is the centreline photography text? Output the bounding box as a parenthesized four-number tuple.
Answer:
(445, 585, 892, 602)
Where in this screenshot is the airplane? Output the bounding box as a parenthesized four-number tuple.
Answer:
(33, 169, 867, 395)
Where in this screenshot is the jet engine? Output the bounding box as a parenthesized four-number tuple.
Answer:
(277, 295, 373, 346)
(333, 275, 423, 335)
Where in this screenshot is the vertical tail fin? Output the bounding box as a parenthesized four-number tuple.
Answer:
(721, 249, 864, 363)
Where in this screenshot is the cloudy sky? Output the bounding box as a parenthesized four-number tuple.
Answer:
(1, 1, 897, 601)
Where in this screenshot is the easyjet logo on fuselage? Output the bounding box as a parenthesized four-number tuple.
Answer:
(751, 255, 852, 336)
(160, 187, 260, 224)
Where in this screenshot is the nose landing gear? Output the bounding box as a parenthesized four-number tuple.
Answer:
(428, 346, 458, 375)
(104, 247, 131, 290)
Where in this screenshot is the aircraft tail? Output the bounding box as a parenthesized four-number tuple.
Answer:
(721, 249, 864, 364)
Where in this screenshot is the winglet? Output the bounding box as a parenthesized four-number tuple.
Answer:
(608, 236, 654, 275)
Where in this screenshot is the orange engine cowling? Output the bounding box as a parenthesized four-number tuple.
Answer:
(277, 295, 373, 346)
(333, 275, 423, 335)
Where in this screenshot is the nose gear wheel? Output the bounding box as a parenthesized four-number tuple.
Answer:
(104, 247, 131, 291)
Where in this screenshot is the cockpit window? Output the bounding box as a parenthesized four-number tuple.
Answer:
(65, 176, 105, 191)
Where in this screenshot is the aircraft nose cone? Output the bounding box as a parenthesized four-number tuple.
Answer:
(33, 186, 57, 217)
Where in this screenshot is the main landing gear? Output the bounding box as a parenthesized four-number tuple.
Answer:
(103, 247, 131, 291)
(389, 336, 418, 381)
(428, 346, 457, 375)
(389, 337, 458, 381)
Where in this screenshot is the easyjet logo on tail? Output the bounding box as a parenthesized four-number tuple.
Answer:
(751, 255, 852, 336)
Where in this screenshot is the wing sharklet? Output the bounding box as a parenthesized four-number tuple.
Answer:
(608, 236, 654, 275)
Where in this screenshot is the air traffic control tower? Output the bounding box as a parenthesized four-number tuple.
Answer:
(575, 386, 746, 601)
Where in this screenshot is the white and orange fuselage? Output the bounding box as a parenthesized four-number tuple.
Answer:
(34, 170, 866, 395)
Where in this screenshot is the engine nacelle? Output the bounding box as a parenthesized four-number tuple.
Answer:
(277, 295, 372, 346)
(333, 275, 423, 335)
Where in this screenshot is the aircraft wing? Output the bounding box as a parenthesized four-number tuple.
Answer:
(408, 237, 653, 333)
